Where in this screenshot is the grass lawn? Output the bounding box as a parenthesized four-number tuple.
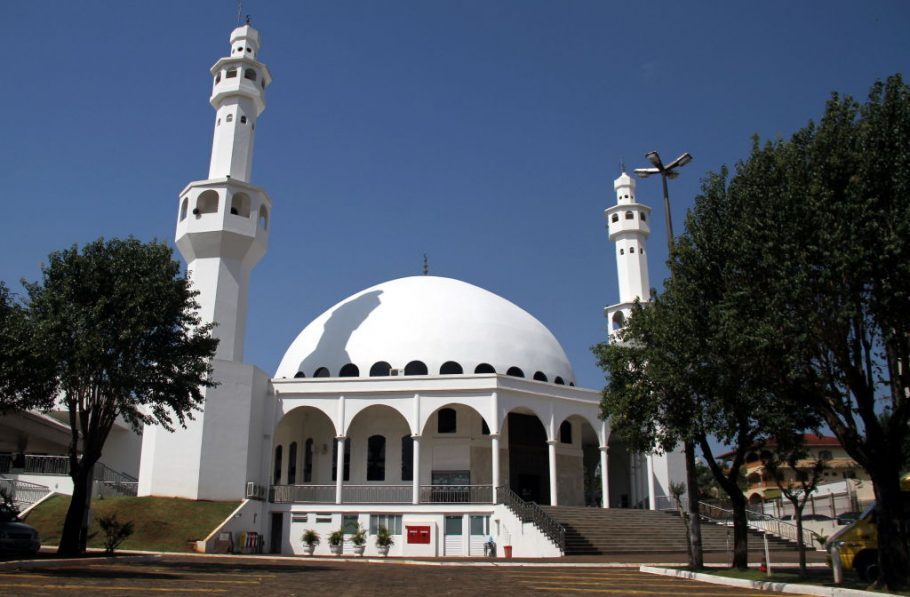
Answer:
(703, 567, 910, 596)
(23, 495, 240, 553)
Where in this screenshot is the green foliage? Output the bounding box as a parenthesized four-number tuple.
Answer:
(328, 529, 344, 547)
(98, 513, 134, 554)
(302, 529, 320, 547)
(375, 525, 394, 548)
(0, 283, 56, 413)
(350, 523, 367, 546)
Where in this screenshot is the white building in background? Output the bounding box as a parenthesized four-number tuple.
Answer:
(2, 22, 685, 557)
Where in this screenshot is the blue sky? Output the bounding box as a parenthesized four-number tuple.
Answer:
(3, 1, 909, 391)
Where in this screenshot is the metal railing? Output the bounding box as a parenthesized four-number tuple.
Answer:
(696, 501, 822, 547)
(0, 453, 137, 497)
(496, 485, 566, 551)
(92, 462, 138, 497)
(269, 484, 495, 505)
(0, 477, 51, 508)
(271, 484, 337, 503)
(418, 484, 493, 504)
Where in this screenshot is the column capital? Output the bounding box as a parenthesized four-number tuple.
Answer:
(546, 439, 559, 446)
(599, 445, 609, 453)
(488, 433, 501, 440)
(411, 434, 421, 441)
(335, 436, 347, 441)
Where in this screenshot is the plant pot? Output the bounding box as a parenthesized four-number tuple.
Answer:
(353, 544, 365, 556)
(377, 545, 390, 557)
(330, 544, 343, 556)
(303, 544, 315, 556)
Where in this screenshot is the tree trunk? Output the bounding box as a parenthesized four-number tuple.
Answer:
(730, 493, 749, 570)
(793, 503, 806, 575)
(872, 467, 909, 590)
(58, 464, 93, 556)
(684, 440, 704, 570)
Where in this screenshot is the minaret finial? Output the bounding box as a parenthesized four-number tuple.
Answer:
(620, 159, 626, 174)
(422, 254, 429, 276)
(236, 0, 243, 26)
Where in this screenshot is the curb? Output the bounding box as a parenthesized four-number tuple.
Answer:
(0, 554, 161, 572)
(640, 565, 895, 597)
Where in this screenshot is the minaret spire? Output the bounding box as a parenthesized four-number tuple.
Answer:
(603, 169, 652, 337)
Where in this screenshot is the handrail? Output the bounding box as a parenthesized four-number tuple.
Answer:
(697, 500, 822, 547)
(0, 477, 51, 507)
(495, 485, 565, 551)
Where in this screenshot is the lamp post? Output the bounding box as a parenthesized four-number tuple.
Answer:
(633, 151, 693, 254)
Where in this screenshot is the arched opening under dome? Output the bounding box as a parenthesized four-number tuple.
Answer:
(369, 361, 391, 376)
(404, 360, 428, 376)
(506, 367, 525, 378)
(294, 371, 306, 378)
(420, 403, 494, 504)
(607, 432, 646, 508)
(558, 415, 603, 507)
(313, 366, 330, 377)
(270, 406, 338, 503)
(505, 409, 549, 504)
(554, 376, 565, 385)
(474, 363, 495, 374)
(339, 363, 359, 377)
(439, 361, 463, 375)
(533, 371, 548, 382)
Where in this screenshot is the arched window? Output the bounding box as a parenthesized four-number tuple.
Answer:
(215, 73, 221, 84)
(533, 371, 548, 382)
(554, 376, 565, 385)
(339, 363, 359, 377)
(437, 408, 456, 433)
(304, 439, 313, 482)
(404, 360, 428, 376)
(258, 205, 269, 230)
(630, 247, 635, 253)
(560, 421, 572, 444)
(611, 311, 625, 331)
(611, 213, 619, 223)
(294, 371, 306, 378)
(226, 114, 234, 122)
(367, 435, 386, 481)
(506, 366, 524, 378)
(619, 249, 624, 255)
(244, 68, 257, 81)
(230, 192, 251, 218)
(440, 361, 463, 375)
(226, 68, 238, 78)
(273, 445, 283, 485)
(625, 211, 634, 220)
(287, 441, 298, 484)
(332, 438, 351, 482)
(313, 367, 330, 378)
(640, 212, 646, 222)
(401, 435, 414, 481)
(370, 361, 391, 377)
(568, 382, 575, 386)
(474, 363, 495, 374)
(196, 190, 219, 214)
(179, 198, 188, 221)
(240, 115, 248, 124)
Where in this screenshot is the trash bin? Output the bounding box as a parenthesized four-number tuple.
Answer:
(504, 545, 512, 558)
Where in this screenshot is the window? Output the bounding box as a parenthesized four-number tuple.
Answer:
(342, 514, 359, 534)
(630, 247, 635, 253)
(196, 190, 219, 214)
(179, 198, 188, 221)
(619, 249, 624, 255)
(226, 68, 238, 78)
(533, 371, 547, 382)
(215, 73, 221, 83)
(339, 363, 359, 377)
(313, 367, 330, 377)
(474, 363, 495, 374)
(273, 445, 282, 484)
(226, 114, 234, 122)
(370, 514, 402, 535)
(258, 205, 269, 229)
(405, 360, 428, 375)
(294, 371, 306, 378)
(230, 192, 251, 218)
(367, 435, 386, 481)
(554, 376, 565, 385)
(640, 248, 645, 254)
(640, 213, 646, 222)
(611, 213, 619, 223)
(244, 68, 257, 81)
(288, 442, 298, 484)
(304, 439, 313, 482)
(370, 361, 391, 376)
(611, 311, 625, 331)
(332, 438, 351, 481)
(506, 366, 524, 378)
(240, 115, 248, 124)
(559, 421, 572, 444)
(440, 361, 463, 375)
(625, 211, 634, 220)
(401, 435, 413, 481)
(437, 408, 456, 433)
(470, 515, 489, 536)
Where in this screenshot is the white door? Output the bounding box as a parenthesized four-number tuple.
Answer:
(469, 515, 489, 555)
(444, 516, 463, 556)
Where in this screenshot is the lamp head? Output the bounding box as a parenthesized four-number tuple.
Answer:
(645, 151, 664, 170)
(633, 167, 660, 179)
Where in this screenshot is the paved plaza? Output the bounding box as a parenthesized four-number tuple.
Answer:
(0, 555, 813, 596)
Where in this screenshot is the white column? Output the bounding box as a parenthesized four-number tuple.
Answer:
(547, 439, 558, 506)
(412, 434, 421, 505)
(600, 446, 609, 509)
(630, 453, 639, 506)
(490, 433, 501, 504)
(334, 436, 346, 505)
(647, 453, 657, 510)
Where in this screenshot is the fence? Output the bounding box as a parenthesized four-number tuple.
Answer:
(0, 478, 51, 508)
(269, 484, 495, 504)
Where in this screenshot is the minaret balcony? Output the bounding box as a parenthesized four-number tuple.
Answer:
(211, 77, 266, 115)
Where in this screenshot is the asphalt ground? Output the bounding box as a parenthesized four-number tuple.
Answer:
(0, 555, 814, 596)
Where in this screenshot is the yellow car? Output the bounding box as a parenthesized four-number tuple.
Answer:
(828, 474, 910, 581)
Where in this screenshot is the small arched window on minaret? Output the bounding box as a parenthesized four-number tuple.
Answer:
(611, 311, 625, 331)
(196, 190, 219, 214)
(611, 213, 619, 223)
(226, 114, 234, 123)
(640, 212, 646, 222)
(625, 211, 634, 220)
(258, 205, 269, 230)
(179, 198, 188, 221)
(244, 69, 257, 81)
(230, 192, 251, 217)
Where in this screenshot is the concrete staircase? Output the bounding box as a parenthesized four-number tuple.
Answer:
(541, 506, 798, 555)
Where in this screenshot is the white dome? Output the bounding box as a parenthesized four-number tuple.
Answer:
(275, 276, 575, 384)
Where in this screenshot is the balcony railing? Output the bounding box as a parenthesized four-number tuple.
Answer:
(269, 484, 494, 505)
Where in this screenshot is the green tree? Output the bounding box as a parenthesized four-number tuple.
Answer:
(0, 283, 55, 413)
(21, 238, 218, 556)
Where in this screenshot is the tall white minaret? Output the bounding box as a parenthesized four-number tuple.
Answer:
(175, 23, 272, 362)
(604, 170, 651, 336)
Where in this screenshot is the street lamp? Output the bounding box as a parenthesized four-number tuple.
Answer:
(633, 151, 693, 253)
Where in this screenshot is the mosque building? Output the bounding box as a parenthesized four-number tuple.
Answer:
(1, 22, 684, 558)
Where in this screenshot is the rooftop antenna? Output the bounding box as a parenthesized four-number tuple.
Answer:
(422, 254, 429, 276)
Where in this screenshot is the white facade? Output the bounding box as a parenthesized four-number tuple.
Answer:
(129, 23, 689, 558)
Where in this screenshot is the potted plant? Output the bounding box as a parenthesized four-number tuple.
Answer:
(350, 523, 367, 556)
(375, 525, 394, 557)
(328, 529, 345, 556)
(302, 529, 320, 556)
